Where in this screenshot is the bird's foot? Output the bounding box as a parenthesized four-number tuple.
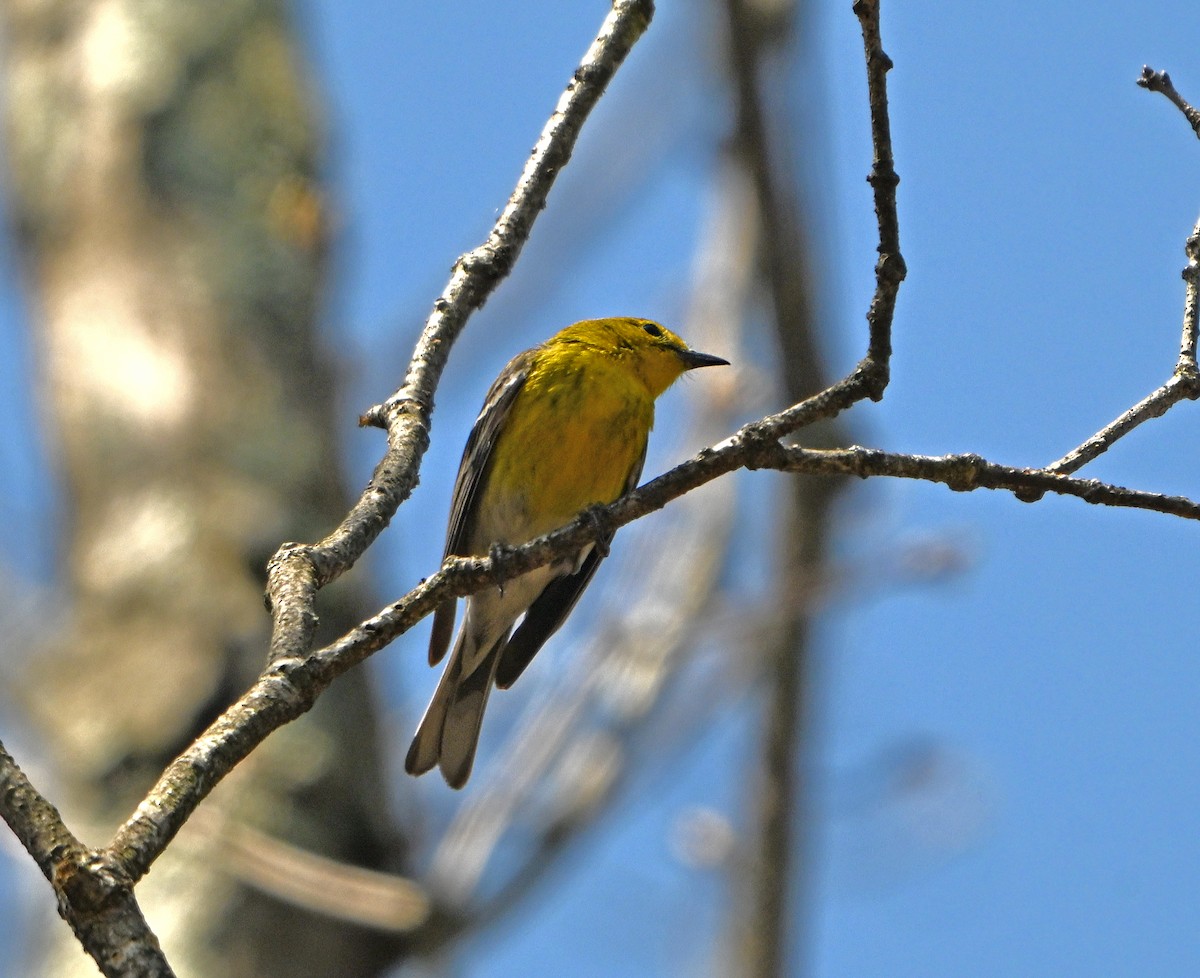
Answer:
(488, 540, 516, 594)
(580, 505, 614, 558)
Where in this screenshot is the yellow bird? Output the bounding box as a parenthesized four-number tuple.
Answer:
(405, 317, 728, 788)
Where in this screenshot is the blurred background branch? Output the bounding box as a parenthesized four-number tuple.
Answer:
(718, 1, 845, 975)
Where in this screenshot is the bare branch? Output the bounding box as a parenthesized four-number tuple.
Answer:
(0, 740, 79, 889)
(205, 819, 431, 933)
(0, 742, 174, 978)
(1044, 370, 1200, 478)
(1028, 188, 1200, 491)
(98, 0, 657, 886)
(774, 445, 1200, 520)
(106, 281, 1200, 897)
(18, 9, 1200, 970)
(1014, 70, 1200, 501)
(264, 0, 657, 666)
(104, 409, 1200, 891)
(1138, 66, 1200, 138)
(855, 0, 905, 386)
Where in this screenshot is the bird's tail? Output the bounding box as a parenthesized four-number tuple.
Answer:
(405, 632, 503, 789)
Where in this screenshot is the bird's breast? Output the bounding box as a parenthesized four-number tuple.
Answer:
(480, 364, 653, 544)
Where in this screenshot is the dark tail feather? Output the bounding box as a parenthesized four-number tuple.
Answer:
(495, 549, 603, 689)
(427, 599, 456, 666)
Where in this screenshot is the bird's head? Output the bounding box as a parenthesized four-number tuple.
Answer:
(559, 317, 729, 397)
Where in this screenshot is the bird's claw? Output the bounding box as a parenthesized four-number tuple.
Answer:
(488, 541, 515, 594)
(581, 505, 613, 558)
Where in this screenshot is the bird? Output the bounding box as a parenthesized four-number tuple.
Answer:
(404, 317, 728, 788)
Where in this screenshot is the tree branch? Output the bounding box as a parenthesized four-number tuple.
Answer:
(1018, 70, 1200, 495)
(12, 9, 1200, 973)
(0, 740, 80, 892)
(99, 0, 657, 885)
(0, 742, 174, 978)
(104, 409, 1200, 888)
(96, 23, 1200, 915)
(264, 0, 657, 666)
(854, 0, 905, 386)
(1138, 66, 1200, 139)
(1044, 191, 1200, 478)
(774, 445, 1200, 520)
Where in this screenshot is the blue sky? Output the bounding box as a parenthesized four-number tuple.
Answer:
(4, 1, 1200, 976)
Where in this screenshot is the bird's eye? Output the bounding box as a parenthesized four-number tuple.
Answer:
(641, 322, 663, 338)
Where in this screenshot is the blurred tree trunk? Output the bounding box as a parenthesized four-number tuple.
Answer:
(1, 1, 405, 975)
(721, 0, 844, 976)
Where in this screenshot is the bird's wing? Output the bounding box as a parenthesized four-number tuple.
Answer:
(493, 438, 647, 690)
(427, 351, 534, 667)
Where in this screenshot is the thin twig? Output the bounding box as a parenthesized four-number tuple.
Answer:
(775, 445, 1200, 520)
(854, 0, 905, 387)
(1045, 371, 1199, 477)
(1019, 70, 1200, 494)
(1138, 66, 1200, 139)
(1029, 213, 1200, 493)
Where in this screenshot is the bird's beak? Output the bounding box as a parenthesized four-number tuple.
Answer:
(676, 348, 729, 370)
